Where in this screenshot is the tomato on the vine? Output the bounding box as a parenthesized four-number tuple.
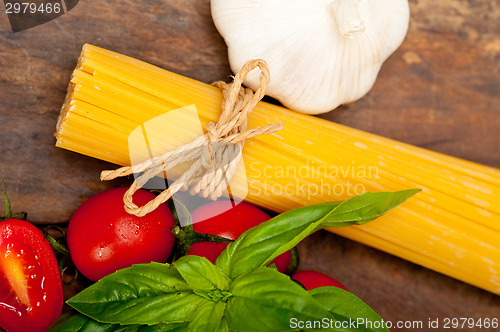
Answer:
(0, 219, 63, 332)
(67, 188, 175, 282)
(292, 270, 348, 291)
(186, 201, 291, 272)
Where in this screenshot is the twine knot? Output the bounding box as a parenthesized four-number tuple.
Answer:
(100, 59, 283, 217)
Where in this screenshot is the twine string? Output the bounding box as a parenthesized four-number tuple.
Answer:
(101, 59, 283, 217)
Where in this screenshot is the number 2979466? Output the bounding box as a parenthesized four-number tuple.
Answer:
(5, 2, 62, 15)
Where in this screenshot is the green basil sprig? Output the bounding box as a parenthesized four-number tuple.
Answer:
(51, 189, 419, 332)
(49, 311, 187, 331)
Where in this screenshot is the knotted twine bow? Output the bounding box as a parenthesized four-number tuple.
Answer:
(101, 59, 283, 217)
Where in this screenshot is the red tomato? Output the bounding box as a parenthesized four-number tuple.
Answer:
(67, 188, 175, 282)
(188, 242, 229, 265)
(186, 201, 291, 272)
(0, 219, 63, 332)
(292, 270, 348, 291)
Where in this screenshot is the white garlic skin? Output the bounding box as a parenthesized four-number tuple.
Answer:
(211, 0, 410, 114)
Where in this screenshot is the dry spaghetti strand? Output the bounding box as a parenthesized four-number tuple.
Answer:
(100, 59, 283, 217)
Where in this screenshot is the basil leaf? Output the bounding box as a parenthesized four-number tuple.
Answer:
(318, 189, 421, 228)
(187, 300, 226, 332)
(48, 312, 187, 332)
(217, 190, 419, 279)
(226, 267, 333, 331)
(216, 202, 339, 279)
(173, 255, 230, 290)
(48, 312, 127, 332)
(215, 317, 229, 332)
(67, 262, 203, 325)
(308, 287, 389, 332)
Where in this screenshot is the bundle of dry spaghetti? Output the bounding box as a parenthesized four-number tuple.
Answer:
(56, 44, 500, 294)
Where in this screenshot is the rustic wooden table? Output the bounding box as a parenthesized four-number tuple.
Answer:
(1, 0, 499, 330)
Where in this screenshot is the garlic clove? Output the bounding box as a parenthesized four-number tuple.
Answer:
(211, 0, 410, 114)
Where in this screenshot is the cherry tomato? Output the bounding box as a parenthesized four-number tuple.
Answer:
(188, 242, 229, 265)
(292, 270, 348, 291)
(67, 188, 175, 282)
(0, 219, 63, 332)
(186, 201, 291, 272)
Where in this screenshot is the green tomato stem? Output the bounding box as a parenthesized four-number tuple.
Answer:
(2, 182, 12, 220)
(170, 224, 233, 261)
(1, 182, 27, 221)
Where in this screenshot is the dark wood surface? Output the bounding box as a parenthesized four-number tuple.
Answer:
(1, 0, 499, 329)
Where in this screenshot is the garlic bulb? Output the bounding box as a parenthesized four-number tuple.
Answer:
(211, 0, 410, 114)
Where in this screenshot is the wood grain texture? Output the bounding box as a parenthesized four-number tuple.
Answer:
(0, 0, 499, 327)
